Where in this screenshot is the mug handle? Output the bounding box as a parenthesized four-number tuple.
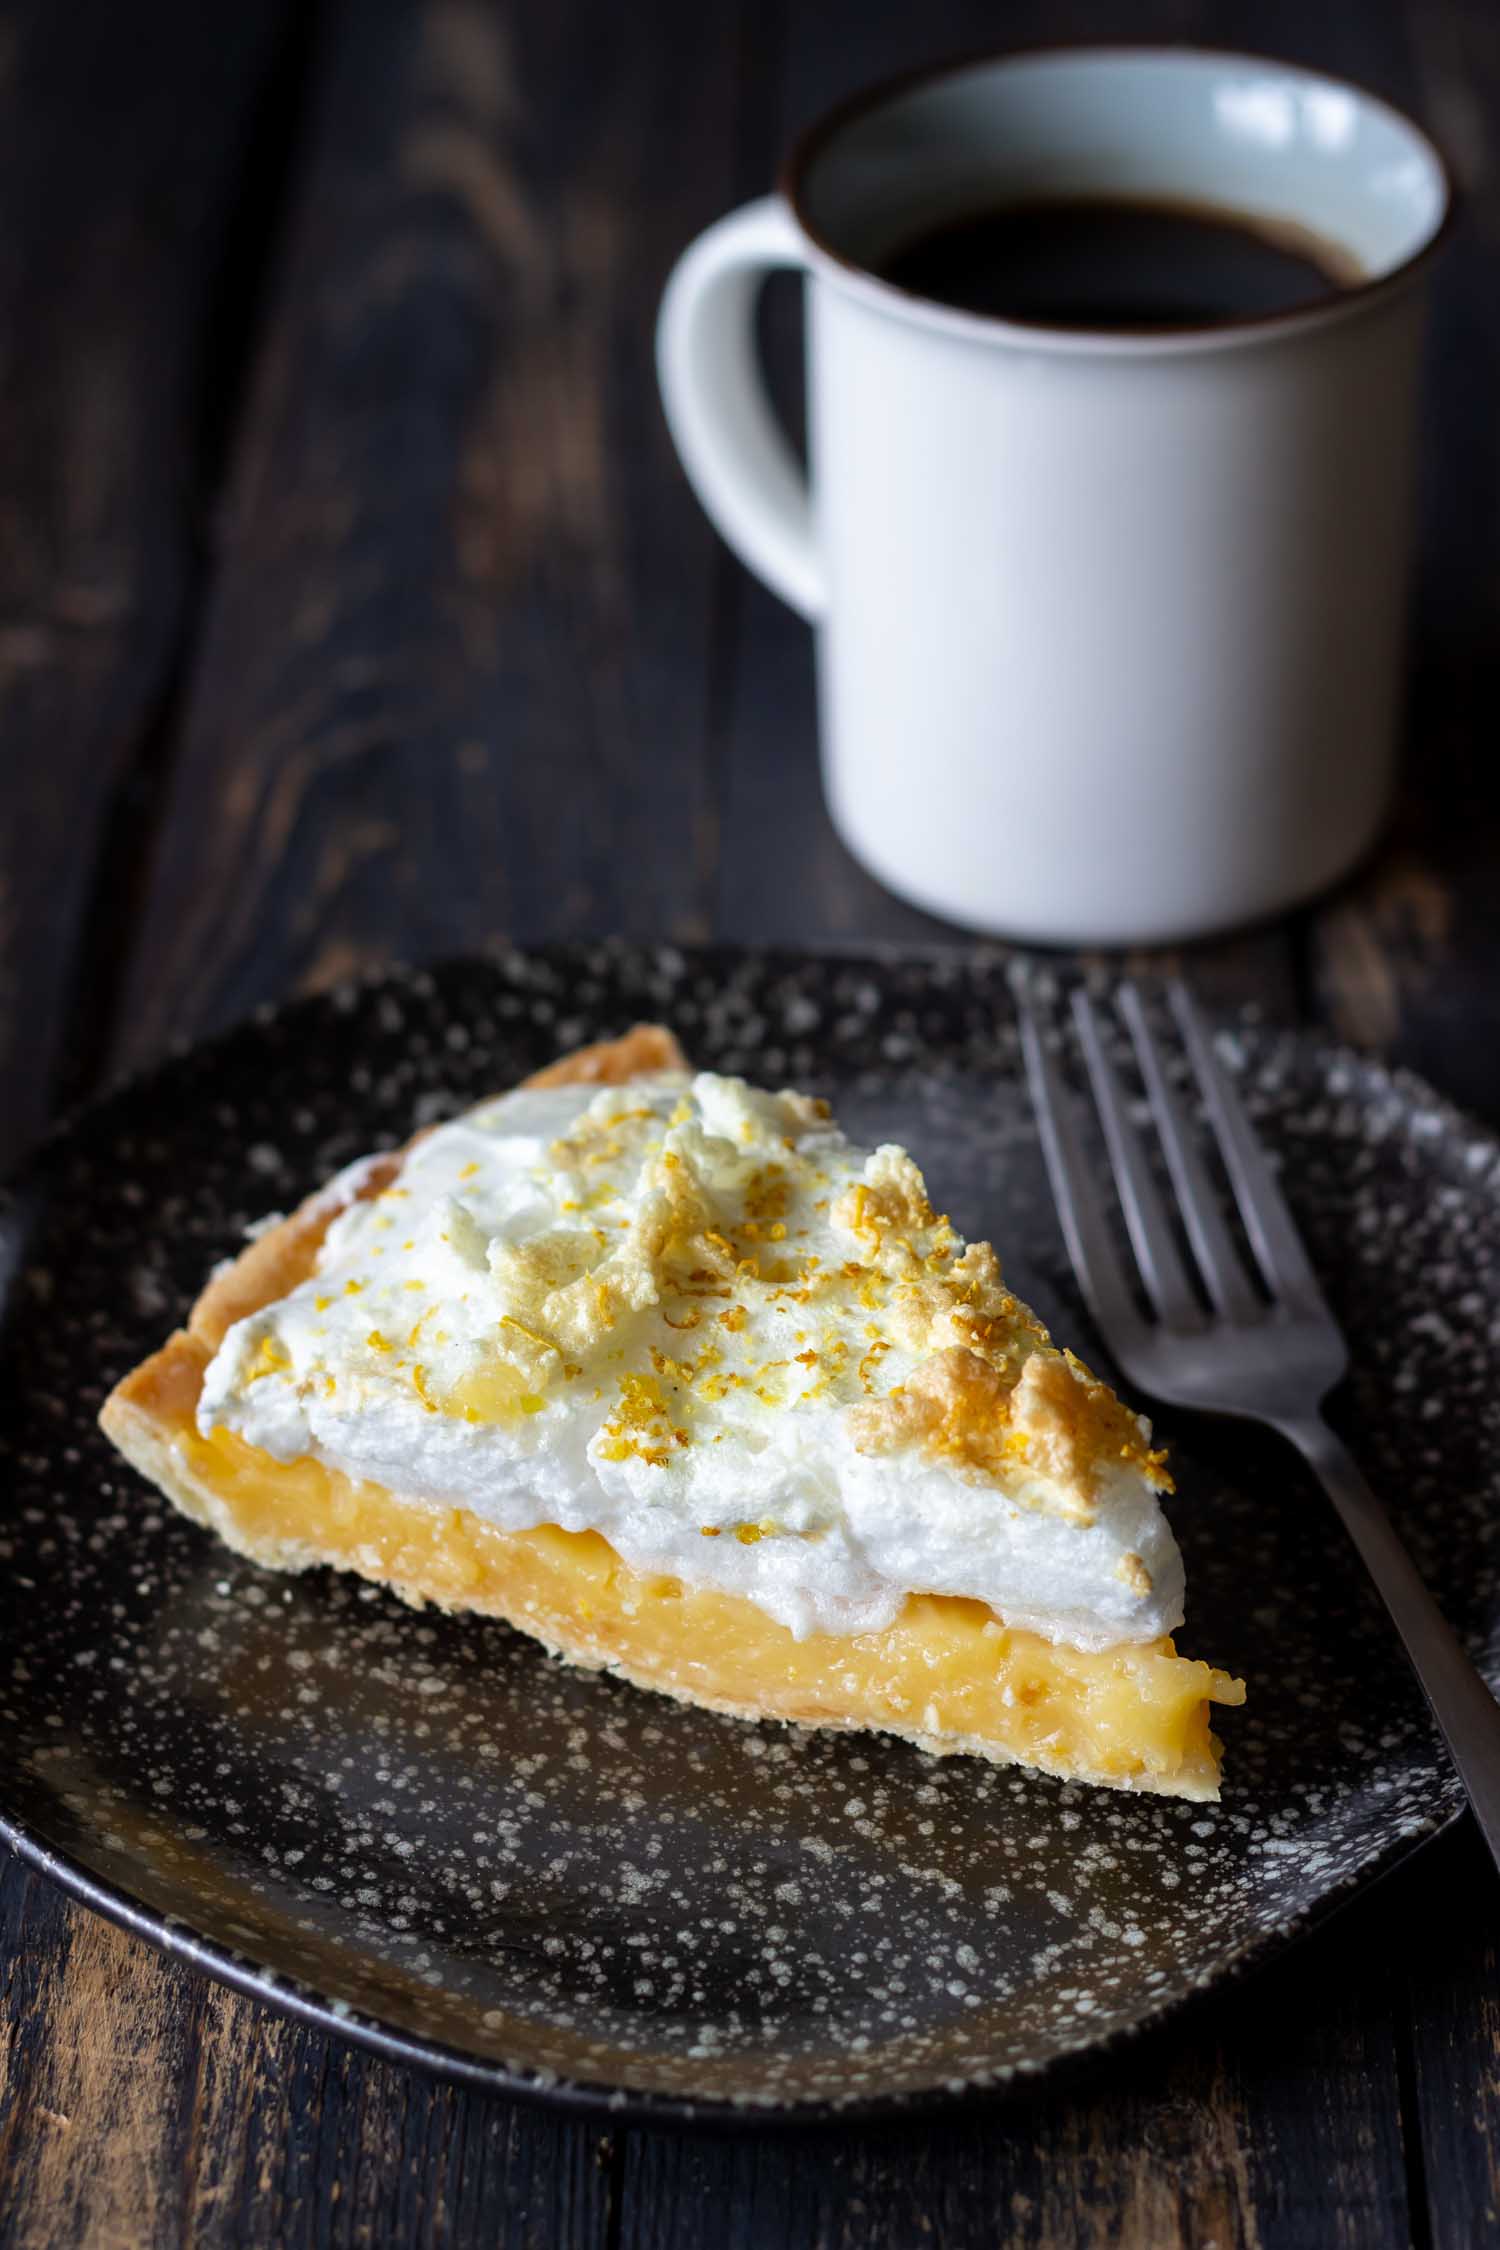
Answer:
(656, 196, 826, 622)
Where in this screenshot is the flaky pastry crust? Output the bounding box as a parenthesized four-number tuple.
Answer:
(101, 1026, 688, 1541)
(99, 1021, 1235, 1796)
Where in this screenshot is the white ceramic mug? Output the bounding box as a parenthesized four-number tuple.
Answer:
(657, 48, 1451, 945)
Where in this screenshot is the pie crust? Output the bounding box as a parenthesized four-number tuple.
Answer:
(101, 1026, 1243, 1798)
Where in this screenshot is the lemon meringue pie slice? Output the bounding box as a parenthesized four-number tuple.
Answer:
(101, 1025, 1243, 1798)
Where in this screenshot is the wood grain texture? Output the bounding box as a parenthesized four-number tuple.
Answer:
(1273, 15, 1500, 2209)
(1303, 0, 1500, 1103)
(1297, 0, 1500, 2213)
(112, 0, 744, 1070)
(8, 0, 741, 2240)
(0, 1863, 206, 2250)
(709, 0, 1305, 1049)
(702, 3, 1387, 2239)
(0, 1858, 619, 2249)
(0, 0, 301, 1168)
(1403, 1828, 1500, 2250)
(2, 0, 1500, 2240)
(617, 1871, 1416, 2250)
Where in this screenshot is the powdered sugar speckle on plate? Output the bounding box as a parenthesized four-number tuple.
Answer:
(0, 942, 1495, 2121)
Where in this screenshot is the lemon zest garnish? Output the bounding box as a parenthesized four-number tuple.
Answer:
(500, 1313, 557, 1355)
(244, 1335, 291, 1383)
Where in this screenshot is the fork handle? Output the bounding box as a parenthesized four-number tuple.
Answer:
(1278, 1416, 1500, 1875)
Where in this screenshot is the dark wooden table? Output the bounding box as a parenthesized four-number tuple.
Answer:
(1, 0, 1498, 2241)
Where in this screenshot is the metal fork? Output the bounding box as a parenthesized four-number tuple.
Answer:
(1018, 978, 1500, 1868)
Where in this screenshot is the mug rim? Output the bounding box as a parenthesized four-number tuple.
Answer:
(779, 40, 1458, 354)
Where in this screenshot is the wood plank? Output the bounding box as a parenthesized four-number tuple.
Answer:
(171, 2005, 618, 2250)
(1402, 1827, 1500, 2250)
(0, 0, 744, 2241)
(0, 0, 333, 2235)
(3, 0, 1491, 2242)
(0, 0, 301, 1167)
(0, 1864, 221, 2250)
(699, 4, 1414, 2247)
(617, 1866, 1415, 2250)
(0, 1855, 618, 2249)
(1304, 0, 1500, 1106)
(708, 0, 1305, 1039)
(113, 0, 746, 1070)
(1292, 11, 1500, 2244)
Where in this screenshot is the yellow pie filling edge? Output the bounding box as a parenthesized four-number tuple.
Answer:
(102, 1330, 1243, 1801)
(98, 1025, 1244, 1801)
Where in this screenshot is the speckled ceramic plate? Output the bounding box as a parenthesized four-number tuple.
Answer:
(2, 944, 1497, 2122)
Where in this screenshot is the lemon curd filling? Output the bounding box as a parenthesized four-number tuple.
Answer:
(173, 1418, 1241, 1795)
(101, 1029, 1244, 1798)
(192, 1068, 1195, 1651)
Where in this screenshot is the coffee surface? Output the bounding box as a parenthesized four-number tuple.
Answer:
(877, 197, 1356, 329)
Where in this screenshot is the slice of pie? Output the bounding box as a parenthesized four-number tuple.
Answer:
(101, 1025, 1243, 1798)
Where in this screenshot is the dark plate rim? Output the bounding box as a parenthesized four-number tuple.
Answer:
(0, 939, 1490, 2128)
(0, 1786, 1462, 2133)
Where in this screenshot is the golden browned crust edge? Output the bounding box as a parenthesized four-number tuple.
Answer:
(107, 1021, 688, 1398)
(101, 1023, 689, 1480)
(98, 1021, 692, 1543)
(97, 1020, 1222, 1797)
(97, 1378, 1217, 1798)
(520, 1022, 686, 1089)
(182, 1022, 687, 1352)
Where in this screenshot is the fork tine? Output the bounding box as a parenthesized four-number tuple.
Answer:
(1070, 990, 1204, 1331)
(1118, 983, 1263, 1322)
(1016, 987, 1146, 1342)
(1168, 982, 1327, 1312)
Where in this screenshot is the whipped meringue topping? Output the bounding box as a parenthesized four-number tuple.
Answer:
(197, 1070, 1186, 1648)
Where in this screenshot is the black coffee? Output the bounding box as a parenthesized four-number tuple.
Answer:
(877, 196, 1358, 330)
